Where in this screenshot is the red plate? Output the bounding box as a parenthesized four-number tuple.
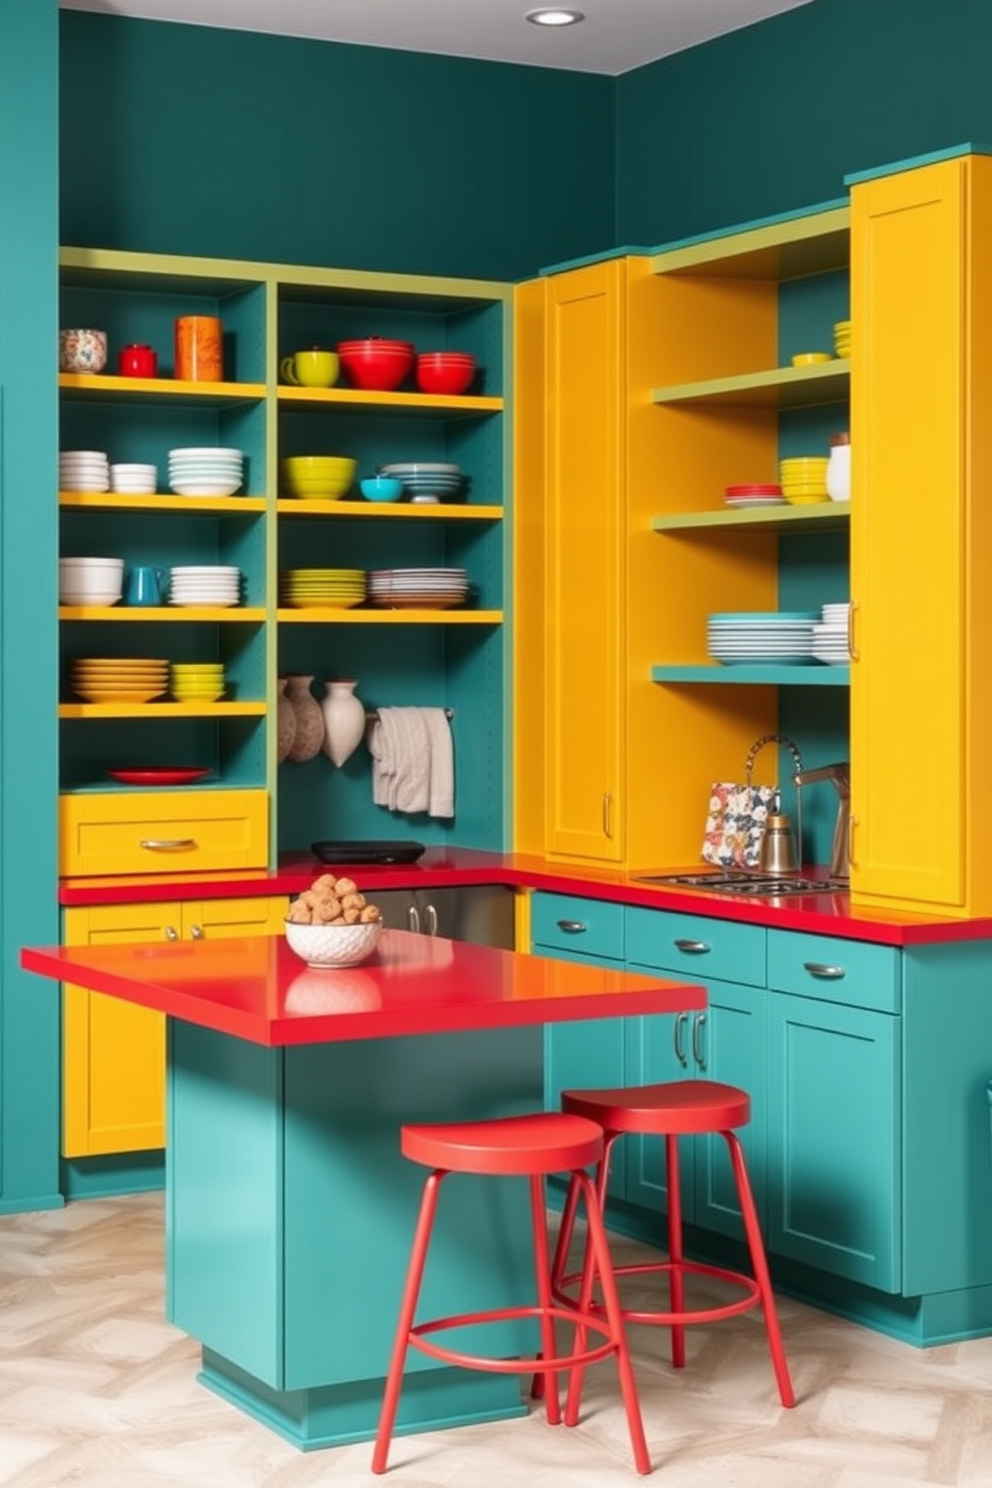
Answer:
(106, 767, 212, 786)
(725, 483, 783, 495)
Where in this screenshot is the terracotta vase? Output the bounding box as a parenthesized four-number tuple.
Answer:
(284, 674, 324, 763)
(320, 678, 367, 767)
(276, 676, 297, 763)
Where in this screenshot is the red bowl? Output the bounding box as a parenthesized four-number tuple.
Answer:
(338, 338, 414, 355)
(338, 341, 414, 392)
(415, 354, 476, 396)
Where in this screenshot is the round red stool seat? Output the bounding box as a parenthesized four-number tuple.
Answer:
(548, 1080, 795, 1411)
(372, 1110, 651, 1476)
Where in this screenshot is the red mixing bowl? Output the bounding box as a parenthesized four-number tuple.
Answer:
(415, 352, 477, 396)
(337, 338, 414, 392)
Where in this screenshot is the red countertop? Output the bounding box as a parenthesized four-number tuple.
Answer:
(57, 846, 992, 948)
(20, 927, 706, 1048)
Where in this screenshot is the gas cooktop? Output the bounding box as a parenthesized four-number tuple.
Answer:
(634, 870, 849, 897)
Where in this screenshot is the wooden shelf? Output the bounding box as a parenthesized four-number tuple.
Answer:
(651, 664, 850, 686)
(652, 504, 850, 534)
(652, 359, 849, 410)
(59, 701, 268, 719)
(275, 499, 502, 519)
(650, 205, 850, 281)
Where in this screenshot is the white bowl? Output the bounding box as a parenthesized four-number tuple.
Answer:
(59, 555, 123, 568)
(284, 919, 383, 969)
(59, 590, 121, 606)
(170, 479, 243, 497)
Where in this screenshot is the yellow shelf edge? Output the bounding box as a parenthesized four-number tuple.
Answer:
(276, 386, 502, 413)
(59, 701, 268, 719)
(276, 608, 503, 623)
(652, 504, 851, 532)
(652, 360, 850, 408)
(59, 492, 267, 512)
(59, 606, 267, 621)
(650, 205, 851, 280)
(58, 373, 266, 398)
(274, 499, 502, 519)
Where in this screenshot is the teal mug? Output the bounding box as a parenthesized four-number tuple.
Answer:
(125, 564, 164, 606)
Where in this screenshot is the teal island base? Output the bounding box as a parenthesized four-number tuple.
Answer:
(167, 1022, 545, 1450)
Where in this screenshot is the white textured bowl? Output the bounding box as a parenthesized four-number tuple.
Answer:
(284, 918, 382, 968)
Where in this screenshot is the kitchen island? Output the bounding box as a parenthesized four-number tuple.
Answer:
(22, 927, 705, 1451)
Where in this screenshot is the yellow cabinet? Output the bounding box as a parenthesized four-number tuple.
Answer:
(850, 154, 992, 915)
(62, 893, 288, 1157)
(59, 789, 269, 878)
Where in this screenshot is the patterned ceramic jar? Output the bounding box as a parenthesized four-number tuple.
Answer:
(59, 328, 107, 374)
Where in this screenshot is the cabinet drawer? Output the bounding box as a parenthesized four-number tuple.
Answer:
(530, 892, 625, 960)
(767, 930, 901, 1012)
(59, 790, 269, 878)
(626, 906, 766, 988)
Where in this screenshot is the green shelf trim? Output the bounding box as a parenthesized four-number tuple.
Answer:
(652, 504, 850, 534)
(651, 665, 849, 686)
(652, 360, 849, 410)
(649, 205, 850, 282)
(844, 143, 992, 188)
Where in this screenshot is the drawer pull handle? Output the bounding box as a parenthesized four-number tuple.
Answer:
(140, 838, 196, 851)
(556, 920, 588, 934)
(189, 924, 203, 940)
(424, 902, 439, 937)
(692, 1011, 707, 1071)
(673, 938, 711, 955)
(673, 1011, 689, 1069)
(804, 961, 846, 979)
(165, 926, 179, 942)
(407, 904, 421, 934)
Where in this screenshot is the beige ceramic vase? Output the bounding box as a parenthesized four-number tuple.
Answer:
(320, 678, 366, 767)
(276, 676, 297, 763)
(284, 674, 324, 763)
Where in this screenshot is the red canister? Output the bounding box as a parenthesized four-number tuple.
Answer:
(174, 315, 223, 381)
(117, 343, 158, 378)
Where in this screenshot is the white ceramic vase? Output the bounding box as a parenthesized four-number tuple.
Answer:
(284, 674, 324, 763)
(321, 678, 366, 767)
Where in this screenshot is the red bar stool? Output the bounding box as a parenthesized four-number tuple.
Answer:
(372, 1111, 651, 1476)
(549, 1081, 795, 1409)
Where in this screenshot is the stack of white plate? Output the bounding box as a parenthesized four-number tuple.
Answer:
(707, 610, 819, 666)
(280, 568, 367, 608)
(110, 462, 157, 495)
(812, 602, 851, 665)
(60, 450, 109, 493)
(168, 565, 242, 607)
(367, 567, 469, 609)
(168, 447, 244, 497)
(377, 462, 464, 503)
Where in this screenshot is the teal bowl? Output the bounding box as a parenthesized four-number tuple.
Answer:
(361, 476, 404, 502)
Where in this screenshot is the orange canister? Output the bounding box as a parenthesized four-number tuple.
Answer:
(174, 315, 223, 381)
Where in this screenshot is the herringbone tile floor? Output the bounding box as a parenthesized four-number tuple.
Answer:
(2, 1192, 992, 1486)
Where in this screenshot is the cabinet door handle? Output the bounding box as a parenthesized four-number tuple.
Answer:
(140, 838, 196, 851)
(692, 1011, 707, 1072)
(603, 793, 613, 839)
(424, 902, 438, 937)
(673, 938, 711, 955)
(848, 600, 859, 662)
(189, 924, 203, 940)
(803, 961, 846, 979)
(407, 904, 421, 934)
(673, 1011, 689, 1069)
(556, 919, 587, 935)
(848, 815, 859, 870)
(165, 926, 179, 942)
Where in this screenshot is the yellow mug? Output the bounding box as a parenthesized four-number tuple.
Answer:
(280, 348, 340, 388)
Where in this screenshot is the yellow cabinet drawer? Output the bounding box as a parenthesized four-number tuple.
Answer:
(59, 789, 269, 877)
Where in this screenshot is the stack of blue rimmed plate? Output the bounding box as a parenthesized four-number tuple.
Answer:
(707, 611, 819, 665)
(377, 461, 463, 503)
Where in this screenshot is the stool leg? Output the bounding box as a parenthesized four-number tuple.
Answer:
(529, 1173, 561, 1425)
(566, 1170, 651, 1475)
(372, 1169, 445, 1474)
(723, 1131, 796, 1409)
(665, 1133, 686, 1369)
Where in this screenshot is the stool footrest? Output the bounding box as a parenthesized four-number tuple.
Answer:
(410, 1303, 619, 1374)
(555, 1257, 762, 1327)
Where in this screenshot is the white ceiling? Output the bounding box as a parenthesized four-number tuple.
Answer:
(58, 0, 817, 76)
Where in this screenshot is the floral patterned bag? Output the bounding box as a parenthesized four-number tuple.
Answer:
(701, 734, 803, 870)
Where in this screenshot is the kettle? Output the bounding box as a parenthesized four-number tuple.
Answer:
(793, 761, 851, 880)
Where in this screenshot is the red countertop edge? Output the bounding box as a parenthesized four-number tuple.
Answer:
(20, 930, 706, 1047)
(56, 846, 992, 948)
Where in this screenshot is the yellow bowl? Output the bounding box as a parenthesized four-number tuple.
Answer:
(791, 352, 833, 366)
(282, 456, 356, 475)
(783, 493, 829, 505)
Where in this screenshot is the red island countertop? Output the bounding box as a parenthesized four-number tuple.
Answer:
(21, 927, 706, 1048)
(57, 847, 992, 948)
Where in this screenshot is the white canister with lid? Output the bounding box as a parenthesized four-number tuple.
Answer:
(826, 432, 851, 503)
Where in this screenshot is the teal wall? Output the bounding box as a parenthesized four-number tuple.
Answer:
(59, 14, 616, 281)
(0, 0, 61, 1211)
(617, 0, 992, 245)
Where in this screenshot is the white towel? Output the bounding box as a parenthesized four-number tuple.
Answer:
(368, 707, 454, 819)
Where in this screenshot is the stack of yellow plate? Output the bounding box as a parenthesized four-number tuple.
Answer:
(834, 319, 852, 358)
(71, 657, 169, 704)
(280, 568, 367, 608)
(779, 456, 829, 504)
(170, 662, 226, 702)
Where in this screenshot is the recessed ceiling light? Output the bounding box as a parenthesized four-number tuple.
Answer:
(525, 8, 586, 27)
